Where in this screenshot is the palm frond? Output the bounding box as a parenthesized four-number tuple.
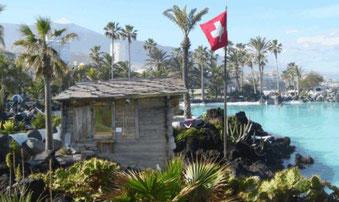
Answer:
(35, 17, 51, 41)
(61, 33, 78, 44)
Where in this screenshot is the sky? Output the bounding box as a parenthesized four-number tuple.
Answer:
(1, 0, 339, 79)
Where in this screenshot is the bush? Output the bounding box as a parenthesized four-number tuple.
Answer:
(2, 120, 16, 134)
(30, 158, 120, 201)
(32, 113, 61, 129)
(176, 128, 205, 142)
(31, 113, 45, 129)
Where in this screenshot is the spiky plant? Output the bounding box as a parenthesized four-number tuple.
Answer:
(175, 158, 229, 202)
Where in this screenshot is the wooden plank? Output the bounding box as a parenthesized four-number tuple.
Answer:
(135, 99, 139, 139)
(112, 100, 116, 140)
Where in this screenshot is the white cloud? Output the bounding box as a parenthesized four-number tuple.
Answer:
(297, 31, 339, 46)
(285, 29, 298, 34)
(54, 17, 72, 24)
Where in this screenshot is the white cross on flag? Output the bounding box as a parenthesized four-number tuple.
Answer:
(200, 10, 228, 51)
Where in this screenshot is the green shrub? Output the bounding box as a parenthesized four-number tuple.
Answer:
(31, 113, 45, 129)
(30, 158, 120, 201)
(52, 115, 61, 127)
(176, 128, 205, 142)
(2, 120, 16, 134)
(32, 114, 61, 129)
(232, 167, 334, 201)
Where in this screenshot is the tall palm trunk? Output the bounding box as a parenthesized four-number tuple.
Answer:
(44, 76, 53, 151)
(297, 78, 300, 95)
(274, 54, 280, 92)
(181, 37, 192, 119)
(111, 38, 114, 79)
(128, 41, 131, 78)
(250, 66, 257, 94)
(200, 64, 204, 101)
(241, 64, 244, 92)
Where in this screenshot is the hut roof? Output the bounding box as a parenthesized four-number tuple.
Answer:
(54, 78, 187, 101)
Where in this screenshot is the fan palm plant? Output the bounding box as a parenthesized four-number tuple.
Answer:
(235, 43, 247, 92)
(247, 36, 270, 94)
(163, 5, 208, 119)
(104, 22, 122, 79)
(121, 25, 137, 78)
(244, 53, 257, 94)
(89, 45, 103, 67)
(269, 40, 283, 92)
(193, 45, 209, 100)
(144, 38, 157, 52)
(14, 17, 78, 150)
(0, 5, 5, 48)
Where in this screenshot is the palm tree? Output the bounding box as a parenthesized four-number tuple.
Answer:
(245, 53, 257, 94)
(14, 17, 78, 150)
(168, 48, 182, 78)
(292, 64, 303, 95)
(235, 43, 247, 91)
(247, 36, 270, 94)
(104, 22, 122, 79)
(0, 5, 5, 48)
(145, 47, 169, 75)
(89, 46, 103, 67)
(269, 40, 283, 92)
(163, 5, 208, 119)
(192, 45, 209, 100)
(229, 49, 241, 91)
(121, 25, 137, 78)
(143, 38, 157, 52)
(114, 61, 129, 78)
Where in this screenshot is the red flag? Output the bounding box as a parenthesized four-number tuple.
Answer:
(200, 10, 228, 51)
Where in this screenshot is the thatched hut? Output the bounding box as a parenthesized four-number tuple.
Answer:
(54, 78, 186, 168)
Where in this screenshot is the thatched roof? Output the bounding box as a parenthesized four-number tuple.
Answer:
(54, 78, 186, 101)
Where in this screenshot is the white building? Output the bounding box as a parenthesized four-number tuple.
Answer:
(111, 41, 128, 62)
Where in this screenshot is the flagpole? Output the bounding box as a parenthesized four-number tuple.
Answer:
(223, 7, 228, 159)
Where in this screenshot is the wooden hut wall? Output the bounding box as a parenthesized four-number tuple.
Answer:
(111, 97, 169, 168)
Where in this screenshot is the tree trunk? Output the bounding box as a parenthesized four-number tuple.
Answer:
(275, 54, 280, 92)
(259, 65, 264, 94)
(111, 38, 114, 79)
(44, 76, 53, 151)
(201, 64, 204, 101)
(241, 64, 244, 92)
(181, 37, 192, 119)
(128, 41, 131, 78)
(297, 78, 300, 95)
(250, 66, 257, 94)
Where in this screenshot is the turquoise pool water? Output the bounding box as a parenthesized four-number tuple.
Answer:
(190, 102, 339, 185)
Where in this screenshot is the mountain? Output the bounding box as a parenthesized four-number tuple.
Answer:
(1, 22, 174, 70)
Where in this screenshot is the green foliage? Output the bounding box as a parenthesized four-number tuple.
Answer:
(32, 114, 61, 129)
(0, 188, 38, 202)
(15, 165, 22, 182)
(6, 152, 12, 168)
(178, 158, 230, 201)
(31, 113, 45, 129)
(31, 158, 120, 201)
(228, 117, 252, 144)
(232, 167, 332, 201)
(300, 71, 324, 90)
(113, 157, 184, 202)
(176, 128, 205, 142)
(2, 120, 15, 134)
(52, 115, 61, 127)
